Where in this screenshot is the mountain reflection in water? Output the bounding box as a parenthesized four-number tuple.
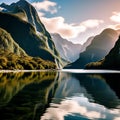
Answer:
(0, 70, 120, 120)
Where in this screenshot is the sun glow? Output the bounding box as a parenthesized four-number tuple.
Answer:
(110, 12, 120, 23)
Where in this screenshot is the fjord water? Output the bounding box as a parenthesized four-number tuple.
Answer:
(0, 70, 120, 120)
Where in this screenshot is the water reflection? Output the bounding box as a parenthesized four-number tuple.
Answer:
(0, 71, 120, 120)
(41, 72, 120, 120)
(0, 71, 57, 120)
(75, 74, 120, 108)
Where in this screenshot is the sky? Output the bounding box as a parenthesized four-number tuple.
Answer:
(0, 0, 120, 44)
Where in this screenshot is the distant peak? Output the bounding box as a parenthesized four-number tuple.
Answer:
(101, 28, 117, 34)
(16, 0, 29, 4)
(19, 0, 27, 2)
(0, 2, 8, 7)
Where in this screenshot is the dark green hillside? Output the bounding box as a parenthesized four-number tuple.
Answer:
(0, 12, 57, 61)
(65, 28, 118, 69)
(86, 36, 120, 70)
(0, 27, 56, 70)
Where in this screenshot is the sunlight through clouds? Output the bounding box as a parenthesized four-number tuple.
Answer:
(0, 7, 4, 11)
(81, 19, 104, 28)
(31, 0, 104, 40)
(108, 24, 120, 30)
(41, 16, 104, 39)
(114, 117, 120, 120)
(110, 12, 120, 23)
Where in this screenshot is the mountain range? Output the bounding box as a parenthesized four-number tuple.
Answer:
(65, 28, 119, 69)
(86, 35, 120, 70)
(52, 34, 94, 63)
(51, 33, 82, 62)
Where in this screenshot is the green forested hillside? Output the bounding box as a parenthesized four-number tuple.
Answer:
(0, 27, 56, 70)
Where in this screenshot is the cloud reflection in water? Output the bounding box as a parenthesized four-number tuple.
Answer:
(41, 95, 120, 120)
(41, 73, 120, 120)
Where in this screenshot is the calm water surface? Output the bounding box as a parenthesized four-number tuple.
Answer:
(0, 70, 120, 120)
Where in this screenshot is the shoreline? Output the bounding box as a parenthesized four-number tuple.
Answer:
(0, 69, 120, 73)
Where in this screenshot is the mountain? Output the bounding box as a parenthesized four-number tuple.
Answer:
(0, 0, 65, 68)
(0, 27, 56, 70)
(81, 36, 94, 52)
(51, 33, 82, 62)
(86, 35, 120, 70)
(65, 28, 119, 69)
(0, 27, 27, 56)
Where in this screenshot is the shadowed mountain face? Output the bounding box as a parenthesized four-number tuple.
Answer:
(0, 0, 65, 68)
(51, 33, 82, 62)
(65, 28, 119, 69)
(86, 36, 120, 70)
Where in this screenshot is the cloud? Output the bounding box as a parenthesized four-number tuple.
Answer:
(32, 0, 58, 15)
(81, 19, 104, 28)
(0, 7, 4, 11)
(110, 12, 120, 23)
(41, 16, 104, 39)
(37, 11, 45, 17)
(114, 117, 120, 120)
(107, 24, 120, 31)
(31, 0, 103, 40)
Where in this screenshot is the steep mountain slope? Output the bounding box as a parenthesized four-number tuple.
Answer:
(0, 27, 56, 70)
(86, 36, 120, 70)
(0, 0, 65, 68)
(0, 0, 46, 32)
(0, 27, 27, 56)
(65, 28, 119, 69)
(52, 33, 82, 62)
(81, 36, 94, 52)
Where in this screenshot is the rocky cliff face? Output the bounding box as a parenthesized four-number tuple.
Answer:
(65, 28, 119, 69)
(52, 33, 82, 62)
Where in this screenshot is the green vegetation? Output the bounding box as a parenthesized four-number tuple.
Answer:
(86, 36, 120, 70)
(0, 27, 56, 70)
(0, 27, 27, 56)
(0, 71, 57, 119)
(0, 50, 56, 70)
